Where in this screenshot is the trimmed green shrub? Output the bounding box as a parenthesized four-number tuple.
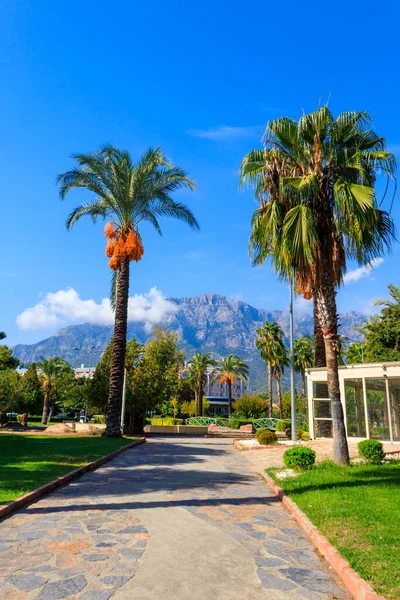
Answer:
(358, 440, 384, 464)
(297, 428, 310, 441)
(150, 418, 183, 426)
(256, 428, 278, 445)
(283, 447, 316, 469)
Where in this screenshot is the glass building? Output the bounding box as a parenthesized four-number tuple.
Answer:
(306, 362, 400, 442)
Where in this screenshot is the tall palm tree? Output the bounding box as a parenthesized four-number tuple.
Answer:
(272, 343, 289, 418)
(256, 321, 285, 417)
(294, 335, 314, 400)
(188, 352, 216, 416)
(58, 146, 198, 436)
(39, 357, 70, 424)
(241, 108, 396, 464)
(213, 354, 249, 417)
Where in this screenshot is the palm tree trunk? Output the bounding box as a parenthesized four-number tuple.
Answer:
(276, 376, 283, 418)
(314, 284, 349, 465)
(198, 377, 203, 416)
(268, 362, 273, 417)
(105, 259, 130, 437)
(228, 381, 232, 417)
(313, 299, 326, 367)
(301, 371, 306, 400)
(41, 384, 51, 425)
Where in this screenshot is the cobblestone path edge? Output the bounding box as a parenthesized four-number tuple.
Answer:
(0, 437, 146, 522)
(261, 472, 385, 600)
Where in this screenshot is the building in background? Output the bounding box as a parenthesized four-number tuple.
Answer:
(179, 366, 248, 415)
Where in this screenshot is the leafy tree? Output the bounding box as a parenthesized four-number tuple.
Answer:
(129, 327, 183, 431)
(346, 343, 364, 365)
(233, 394, 267, 419)
(213, 354, 249, 417)
(294, 335, 314, 399)
(38, 357, 71, 424)
(256, 321, 285, 417)
(59, 146, 198, 437)
(373, 284, 400, 309)
(363, 310, 400, 363)
(87, 343, 112, 415)
(0, 332, 6, 340)
(188, 351, 216, 416)
(20, 363, 44, 413)
(240, 108, 396, 464)
(0, 345, 20, 371)
(0, 370, 23, 419)
(181, 400, 198, 417)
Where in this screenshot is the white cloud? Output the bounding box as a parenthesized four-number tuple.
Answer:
(188, 125, 263, 141)
(16, 287, 177, 331)
(343, 258, 384, 285)
(294, 295, 313, 316)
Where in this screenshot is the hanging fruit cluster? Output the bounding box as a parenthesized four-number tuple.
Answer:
(104, 222, 144, 270)
(220, 375, 235, 385)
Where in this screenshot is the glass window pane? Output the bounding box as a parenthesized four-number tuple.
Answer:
(313, 382, 329, 398)
(366, 379, 390, 440)
(314, 420, 333, 438)
(314, 400, 332, 418)
(388, 379, 400, 442)
(344, 378, 366, 437)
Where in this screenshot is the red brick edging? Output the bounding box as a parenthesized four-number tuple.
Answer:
(262, 472, 385, 600)
(0, 437, 146, 522)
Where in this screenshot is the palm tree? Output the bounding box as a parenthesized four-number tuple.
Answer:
(213, 354, 249, 417)
(39, 357, 70, 424)
(256, 321, 285, 417)
(188, 352, 216, 416)
(58, 146, 198, 436)
(294, 335, 314, 400)
(0, 332, 6, 340)
(372, 284, 400, 308)
(272, 342, 289, 418)
(241, 108, 396, 464)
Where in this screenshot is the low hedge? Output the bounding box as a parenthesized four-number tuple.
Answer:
(149, 418, 184, 426)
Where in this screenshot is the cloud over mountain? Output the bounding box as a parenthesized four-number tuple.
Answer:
(16, 287, 177, 332)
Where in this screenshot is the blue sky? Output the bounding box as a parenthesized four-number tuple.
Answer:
(1, 0, 400, 345)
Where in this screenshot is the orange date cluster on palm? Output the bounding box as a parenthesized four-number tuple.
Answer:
(104, 222, 144, 270)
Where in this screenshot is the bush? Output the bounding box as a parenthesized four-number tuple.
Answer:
(297, 428, 310, 441)
(283, 447, 316, 469)
(233, 395, 268, 419)
(276, 420, 291, 432)
(358, 440, 385, 464)
(229, 418, 253, 430)
(256, 428, 278, 445)
(92, 415, 105, 424)
(150, 418, 183, 426)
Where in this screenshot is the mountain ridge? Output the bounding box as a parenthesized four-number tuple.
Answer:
(13, 293, 365, 391)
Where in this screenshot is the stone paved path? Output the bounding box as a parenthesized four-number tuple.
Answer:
(0, 437, 350, 600)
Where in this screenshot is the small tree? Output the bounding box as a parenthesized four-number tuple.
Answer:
(0, 370, 23, 420)
(213, 354, 249, 417)
(21, 363, 44, 414)
(0, 345, 20, 371)
(294, 335, 314, 399)
(38, 357, 71, 424)
(188, 352, 216, 416)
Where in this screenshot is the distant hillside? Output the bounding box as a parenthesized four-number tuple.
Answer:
(13, 293, 365, 391)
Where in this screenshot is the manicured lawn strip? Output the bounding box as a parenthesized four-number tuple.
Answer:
(0, 434, 134, 505)
(267, 462, 400, 600)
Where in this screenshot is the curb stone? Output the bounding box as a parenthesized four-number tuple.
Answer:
(0, 437, 146, 522)
(261, 472, 386, 600)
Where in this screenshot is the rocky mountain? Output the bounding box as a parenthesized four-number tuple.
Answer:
(13, 293, 365, 391)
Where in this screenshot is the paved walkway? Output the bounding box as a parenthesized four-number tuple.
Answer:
(0, 438, 350, 600)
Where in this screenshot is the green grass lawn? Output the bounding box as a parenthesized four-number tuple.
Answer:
(0, 434, 134, 505)
(268, 461, 400, 599)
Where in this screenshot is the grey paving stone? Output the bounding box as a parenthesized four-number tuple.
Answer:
(257, 568, 297, 591)
(80, 591, 116, 600)
(256, 557, 289, 568)
(83, 554, 110, 562)
(281, 568, 334, 592)
(18, 531, 47, 541)
(27, 566, 56, 573)
(100, 576, 132, 586)
(35, 575, 87, 599)
(118, 548, 144, 559)
(7, 574, 48, 590)
(117, 525, 147, 534)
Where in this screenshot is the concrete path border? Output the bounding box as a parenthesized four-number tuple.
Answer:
(0, 437, 146, 521)
(262, 472, 385, 600)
